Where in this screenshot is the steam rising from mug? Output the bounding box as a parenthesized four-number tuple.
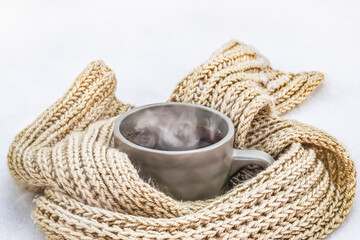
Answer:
(124, 106, 222, 151)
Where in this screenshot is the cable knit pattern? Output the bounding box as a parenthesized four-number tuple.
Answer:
(8, 41, 355, 239)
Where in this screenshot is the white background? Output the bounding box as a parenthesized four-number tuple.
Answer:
(0, 0, 359, 239)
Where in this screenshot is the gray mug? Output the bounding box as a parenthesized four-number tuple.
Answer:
(113, 102, 274, 200)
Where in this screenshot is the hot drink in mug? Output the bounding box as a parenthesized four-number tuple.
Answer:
(114, 102, 274, 200)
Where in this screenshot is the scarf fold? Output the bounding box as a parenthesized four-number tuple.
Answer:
(8, 41, 355, 240)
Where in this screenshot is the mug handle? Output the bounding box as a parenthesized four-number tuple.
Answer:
(229, 149, 275, 176)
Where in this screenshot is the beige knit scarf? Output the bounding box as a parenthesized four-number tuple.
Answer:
(8, 41, 356, 239)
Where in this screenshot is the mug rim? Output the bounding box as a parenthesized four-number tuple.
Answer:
(113, 102, 235, 155)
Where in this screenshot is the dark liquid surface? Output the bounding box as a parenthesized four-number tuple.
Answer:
(124, 125, 223, 151)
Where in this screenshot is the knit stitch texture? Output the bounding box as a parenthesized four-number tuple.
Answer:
(8, 41, 356, 239)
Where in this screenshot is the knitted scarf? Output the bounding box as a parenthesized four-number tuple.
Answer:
(8, 41, 356, 239)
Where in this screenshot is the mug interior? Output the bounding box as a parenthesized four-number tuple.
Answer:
(118, 103, 230, 151)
